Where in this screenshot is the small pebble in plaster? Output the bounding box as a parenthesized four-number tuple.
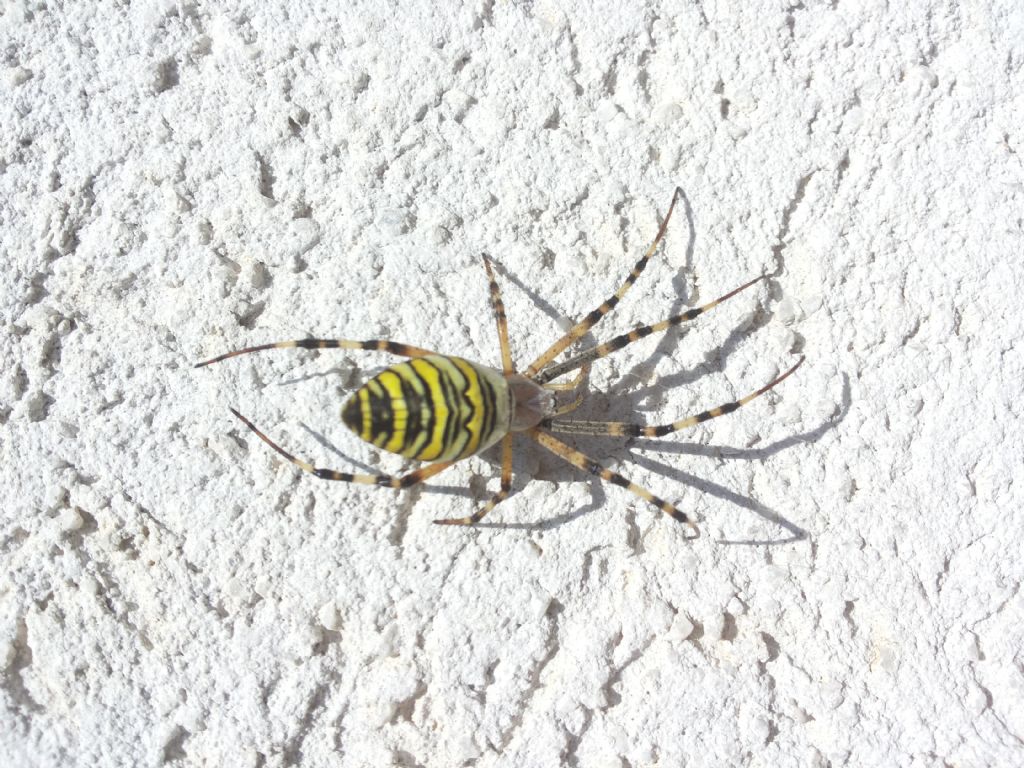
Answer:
(963, 633, 981, 662)
(820, 680, 846, 710)
(24, 390, 53, 422)
(705, 613, 726, 642)
(0, 636, 16, 671)
(776, 296, 797, 324)
(750, 716, 772, 745)
(725, 595, 747, 617)
(869, 638, 898, 673)
(658, 102, 683, 125)
(349, 70, 371, 95)
(287, 218, 321, 257)
(595, 99, 619, 123)
(528, 590, 552, 620)
(318, 602, 342, 631)
(43, 485, 68, 514)
(78, 574, 100, 596)
(444, 89, 474, 122)
(253, 579, 275, 601)
(431, 224, 451, 245)
(59, 508, 84, 532)
(6, 66, 32, 87)
(669, 612, 695, 642)
(247, 262, 270, 291)
(377, 623, 399, 657)
(451, 735, 481, 763)
(904, 65, 939, 96)
(287, 623, 324, 660)
(225, 576, 254, 604)
(966, 682, 989, 716)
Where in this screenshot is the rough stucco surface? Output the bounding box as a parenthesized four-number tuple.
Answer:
(2, 1, 1023, 766)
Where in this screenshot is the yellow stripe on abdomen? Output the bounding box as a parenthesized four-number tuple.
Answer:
(407, 357, 452, 462)
(340, 354, 511, 464)
(450, 357, 487, 458)
(377, 370, 409, 455)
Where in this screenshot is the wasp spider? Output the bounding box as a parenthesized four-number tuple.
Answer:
(196, 188, 803, 534)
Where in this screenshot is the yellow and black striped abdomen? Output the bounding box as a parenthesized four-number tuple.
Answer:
(341, 354, 511, 463)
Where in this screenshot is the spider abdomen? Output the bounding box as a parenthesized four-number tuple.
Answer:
(341, 354, 511, 462)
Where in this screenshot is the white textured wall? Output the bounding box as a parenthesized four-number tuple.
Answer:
(2, 1, 1023, 766)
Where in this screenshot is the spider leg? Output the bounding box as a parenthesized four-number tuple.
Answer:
(542, 358, 804, 437)
(228, 408, 456, 488)
(533, 275, 767, 385)
(481, 254, 515, 375)
(551, 388, 586, 417)
(524, 187, 684, 377)
(195, 338, 435, 368)
(527, 428, 698, 535)
(542, 361, 590, 391)
(543, 362, 593, 417)
(543, 359, 592, 418)
(434, 433, 514, 525)
(428, 258, 516, 526)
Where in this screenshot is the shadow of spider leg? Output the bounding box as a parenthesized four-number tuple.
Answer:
(527, 428, 700, 537)
(541, 358, 804, 439)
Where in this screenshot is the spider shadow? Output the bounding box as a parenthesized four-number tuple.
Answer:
(490, 187, 699, 399)
(605, 187, 698, 400)
(468, 473, 609, 531)
(487, 257, 573, 328)
(464, 192, 820, 542)
(627, 371, 850, 464)
(623, 374, 849, 545)
(474, 372, 848, 541)
(277, 367, 349, 386)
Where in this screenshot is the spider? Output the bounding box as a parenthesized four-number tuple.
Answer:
(195, 188, 803, 535)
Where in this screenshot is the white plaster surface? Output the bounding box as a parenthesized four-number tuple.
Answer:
(2, 1, 1023, 766)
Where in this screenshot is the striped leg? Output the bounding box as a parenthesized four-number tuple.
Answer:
(229, 408, 456, 488)
(482, 254, 514, 375)
(538, 362, 593, 420)
(551, 388, 586, 417)
(434, 433, 514, 525)
(528, 428, 698, 536)
(544, 359, 592, 417)
(194, 338, 435, 368)
(533, 275, 766, 385)
(542, 362, 590, 391)
(542, 358, 804, 437)
(524, 187, 684, 377)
